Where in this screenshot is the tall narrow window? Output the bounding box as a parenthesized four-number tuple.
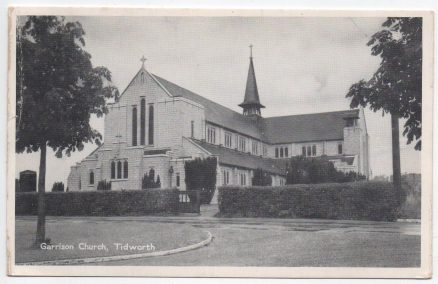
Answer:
(132, 106, 137, 146)
(148, 105, 154, 145)
(312, 145, 317, 156)
(207, 127, 216, 144)
(302, 146, 306, 156)
(338, 143, 343, 154)
(280, 147, 284, 158)
(307, 146, 311, 157)
(191, 121, 194, 138)
(225, 132, 232, 148)
(117, 160, 122, 179)
(89, 170, 94, 185)
(275, 148, 279, 158)
(123, 160, 128, 179)
(285, 147, 289, 157)
(176, 173, 180, 187)
(111, 161, 116, 179)
(140, 98, 145, 145)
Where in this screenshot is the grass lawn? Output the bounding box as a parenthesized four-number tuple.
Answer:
(15, 218, 209, 263)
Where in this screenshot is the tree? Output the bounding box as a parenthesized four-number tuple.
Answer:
(16, 16, 118, 244)
(184, 157, 217, 204)
(346, 17, 422, 205)
(51, 182, 65, 192)
(252, 168, 272, 186)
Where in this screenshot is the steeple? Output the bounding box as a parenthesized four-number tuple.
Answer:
(239, 45, 265, 116)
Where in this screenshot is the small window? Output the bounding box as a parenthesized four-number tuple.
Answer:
(176, 173, 180, 187)
(238, 137, 246, 152)
(338, 143, 343, 154)
(123, 160, 128, 179)
(225, 132, 232, 148)
(252, 141, 258, 155)
(285, 147, 289, 157)
(207, 127, 216, 144)
(302, 146, 306, 156)
(275, 148, 279, 158)
(312, 145, 317, 156)
(89, 170, 94, 185)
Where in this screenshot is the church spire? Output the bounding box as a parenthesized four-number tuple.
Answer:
(239, 45, 265, 117)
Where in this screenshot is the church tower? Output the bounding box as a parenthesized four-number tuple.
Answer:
(239, 45, 265, 117)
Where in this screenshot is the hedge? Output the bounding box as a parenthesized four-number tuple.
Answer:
(16, 188, 179, 216)
(218, 181, 399, 221)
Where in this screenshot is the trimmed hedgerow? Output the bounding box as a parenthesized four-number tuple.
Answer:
(218, 181, 398, 221)
(16, 188, 179, 216)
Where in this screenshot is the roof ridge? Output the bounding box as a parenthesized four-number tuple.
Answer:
(264, 109, 359, 120)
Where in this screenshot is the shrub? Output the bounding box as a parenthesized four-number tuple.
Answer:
(97, 180, 111, 191)
(51, 182, 65, 192)
(252, 168, 272, 186)
(286, 156, 366, 184)
(16, 188, 179, 216)
(142, 169, 161, 189)
(184, 157, 217, 204)
(218, 181, 398, 221)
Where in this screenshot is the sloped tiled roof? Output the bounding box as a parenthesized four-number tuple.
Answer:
(152, 73, 358, 145)
(191, 139, 287, 175)
(262, 110, 359, 144)
(153, 75, 264, 140)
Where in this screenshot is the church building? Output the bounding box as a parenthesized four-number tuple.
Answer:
(67, 49, 370, 195)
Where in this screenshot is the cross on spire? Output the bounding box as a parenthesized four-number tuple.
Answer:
(140, 55, 147, 67)
(249, 44, 253, 58)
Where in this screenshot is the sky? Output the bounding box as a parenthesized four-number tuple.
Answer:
(15, 16, 421, 187)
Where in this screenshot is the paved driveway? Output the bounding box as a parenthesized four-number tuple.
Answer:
(97, 214, 420, 267)
(16, 211, 420, 267)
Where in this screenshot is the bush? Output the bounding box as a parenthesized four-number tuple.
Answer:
(142, 169, 161, 189)
(286, 156, 366, 184)
(185, 157, 217, 204)
(252, 168, 272, 186)
(218, 181, 398, 221)
(51, 182, 65, 192)
(97, 180, 111, 191)
(16, 188, 179, 216)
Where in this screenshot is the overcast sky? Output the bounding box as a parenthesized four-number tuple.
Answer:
(16, 16, 421, 187)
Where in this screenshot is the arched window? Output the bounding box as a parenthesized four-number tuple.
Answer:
(132, 106, 137, 146)
(148, 104, 154, 145)
(123, 160, 128, 179)
(117, 160, 122, 179)
(111, 161, 116, 179)
(89, 170, 94, 185)
(140, 98, 146, 145)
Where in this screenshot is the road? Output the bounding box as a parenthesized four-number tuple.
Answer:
(16, 207, 421, 267)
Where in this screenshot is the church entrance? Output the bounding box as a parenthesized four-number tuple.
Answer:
(178, 190, 201, 214)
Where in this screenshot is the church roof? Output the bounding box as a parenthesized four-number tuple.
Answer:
(239, 57, 265, 108)
(190, 139, 287, 175)
(153, 75, 264, 140)
(261, 109, 360, 144)
(153, 74, 358, 144)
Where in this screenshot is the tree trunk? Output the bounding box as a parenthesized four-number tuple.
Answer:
(391, 113, 402, 206)
(35, 143, 47, 245)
